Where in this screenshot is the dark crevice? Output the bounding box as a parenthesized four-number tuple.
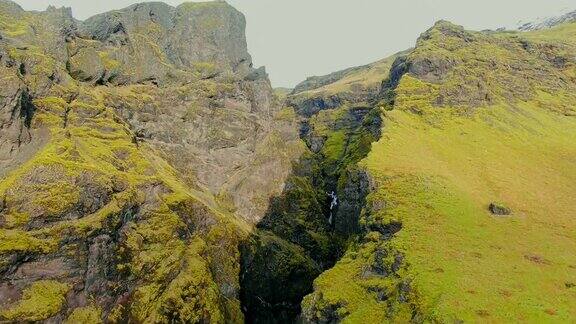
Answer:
(369, 221, 403, 240)
(18, 62, 26, 76)
(18, 90, 34, 129)
(63, 104, 71, 128)
(15, 90, 35, 148)
(240, 101, 383, 323)
(239, 62, 408, 322)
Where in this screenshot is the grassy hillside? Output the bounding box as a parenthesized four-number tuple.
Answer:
(287, 51, 408, 118)
(365, 99, 576, 322)
(302, 21, 576, 322)
(294, 54, 403, 97)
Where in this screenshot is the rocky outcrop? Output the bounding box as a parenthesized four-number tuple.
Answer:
(334, 167, 370, 236)
(489, 202, 512, 216)
(0, 1, 302, 322)
(0, 70, 32, 160)
(77, 1, 252, 84)
(67, 45, 105, 82)
(0, 55, 47, 178)
(288, 94, 345, 117)
(381, 20, 576, 110)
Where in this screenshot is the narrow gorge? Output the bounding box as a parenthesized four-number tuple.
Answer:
(239, 84, 384, 322)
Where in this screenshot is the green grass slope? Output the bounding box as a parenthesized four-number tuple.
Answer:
(303, 21, 576, 322)
(294, 53, 403, 97)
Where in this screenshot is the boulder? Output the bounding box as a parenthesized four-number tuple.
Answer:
(67, 47, 105, 82)
(489, 202, 512, 216)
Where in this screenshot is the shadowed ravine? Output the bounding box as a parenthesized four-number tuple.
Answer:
(239, 100, 383, 323)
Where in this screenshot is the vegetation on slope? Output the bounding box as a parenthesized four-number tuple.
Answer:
(241, 97, 383, 322)
(363, 100, 576, 322)
(0, 82, 248, 322)
(301, 20, 576, 322)
(288, 53, 407, 117)
(0, 1, 302, 322)
(292, 55, 400, 97)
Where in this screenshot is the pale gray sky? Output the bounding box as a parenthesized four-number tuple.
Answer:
(11, 0, 576, 87)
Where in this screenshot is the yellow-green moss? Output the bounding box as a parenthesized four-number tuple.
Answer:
(0, 229, 58, 254)
(3, 210, 30, 228)
(1, 280, 70, 321)
(31, 180, 80, 218)
(107, 304, 125, 323)
(0, 14, 31, 37)
(274, 107, 297, 121)
(321, 130, 346, 162)
(98, 51, 121, 71)
(129, 238, 226, 323)
(192, 61, 218, 77)
(34, 97, 68, 115)
(293, 52, 401, 98)
(361, 101, 576, 321)
(65, 306, 103, 324)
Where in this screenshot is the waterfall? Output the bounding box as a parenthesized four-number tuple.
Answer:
(328, 191, 338, 224)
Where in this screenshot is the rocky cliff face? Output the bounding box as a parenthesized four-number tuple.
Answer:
(76, 1, 252, 85)
(0, 1, 302, 322)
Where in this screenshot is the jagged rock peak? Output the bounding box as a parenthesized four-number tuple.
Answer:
(44, 4, 73, 16)
(79, 1, 252, 72)
(0, 0, 26, 20)
(418, 20, 475, 42)
(0, 0, 73, 19)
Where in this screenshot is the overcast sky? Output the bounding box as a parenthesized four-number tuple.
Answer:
(11, 0, 576, 87)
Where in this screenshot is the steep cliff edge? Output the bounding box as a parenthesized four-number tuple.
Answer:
(0, 1, 302, 322)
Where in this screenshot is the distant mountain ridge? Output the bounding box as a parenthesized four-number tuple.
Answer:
(519, 9, 576, 30)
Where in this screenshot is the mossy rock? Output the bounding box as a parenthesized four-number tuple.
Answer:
(1, 280, 70, 321)
(240, 231, 321, 323)
(68, 47, 105, 82)
(488, 202, 512, 216)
